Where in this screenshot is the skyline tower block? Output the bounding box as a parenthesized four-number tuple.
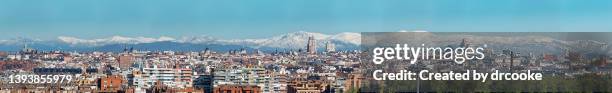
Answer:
(307, 36, 316, 54)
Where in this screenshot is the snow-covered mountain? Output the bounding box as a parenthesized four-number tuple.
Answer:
(3, 31, 609, 54)
(0, 31, 362, 51)
(58, 36, 176, 46)
(54, 31, 360, 50)
(220, 31, 360, 49)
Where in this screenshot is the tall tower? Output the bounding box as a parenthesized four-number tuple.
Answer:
(306, 36, 316, 54)
(460, 38, 470, 47)
(21, 38, 35, 54)
(325, 41, 335, 52)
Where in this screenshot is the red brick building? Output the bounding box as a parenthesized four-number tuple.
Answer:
(213, 84, 261, 93)
(97, 75, 124, 92)
(118, 54, 134, 70)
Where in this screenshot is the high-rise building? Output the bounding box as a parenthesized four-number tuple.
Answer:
(307, 36, 316, 54)
(97, 75, 124, 92)
(135, 66, 194, 89)
(213, 67, 287, 93)
(118, 54, 134, 70)
(460, 38, 470, 47)
(325, 41, 335, 52)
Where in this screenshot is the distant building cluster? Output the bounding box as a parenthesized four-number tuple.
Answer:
(363, 38, 612, 80)
(0, 36, 364, 93)
(0, 36, 611, 93)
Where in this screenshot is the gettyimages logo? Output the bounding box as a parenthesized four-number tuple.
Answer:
(359, 32, 612, 92)
(371, 43, 486, 64)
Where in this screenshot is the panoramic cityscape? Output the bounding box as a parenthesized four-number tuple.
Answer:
(0, 32, 611, 92)
(1, 0, 612, 92)
(0, 31, 365, 93)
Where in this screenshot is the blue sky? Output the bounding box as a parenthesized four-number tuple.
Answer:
(0, 0, 611, 40)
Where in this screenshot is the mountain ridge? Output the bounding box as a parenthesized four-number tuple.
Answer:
(0, 31, 361, 52)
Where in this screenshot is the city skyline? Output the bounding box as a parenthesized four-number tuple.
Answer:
(1, 32, 610, 92)
(1, 0, 611, 92)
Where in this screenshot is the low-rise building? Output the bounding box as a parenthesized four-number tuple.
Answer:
(97, 75, 124, 92)
(213, 84, 261, 93)
(133, 66, 193, 89)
